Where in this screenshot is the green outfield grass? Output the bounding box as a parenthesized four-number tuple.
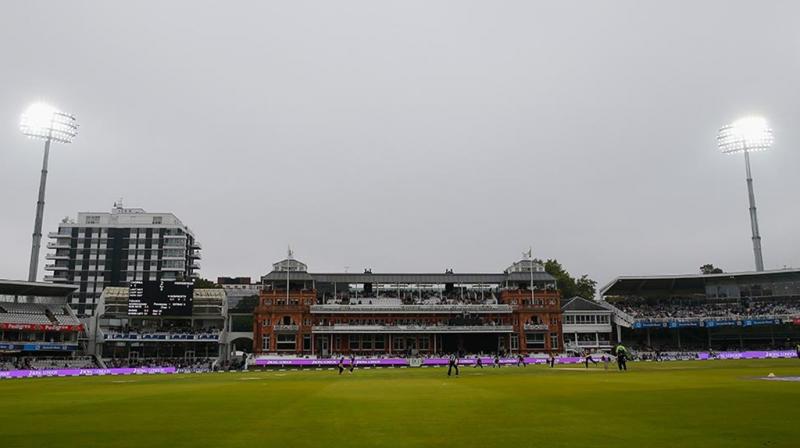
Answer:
(1, 359, 798, 448)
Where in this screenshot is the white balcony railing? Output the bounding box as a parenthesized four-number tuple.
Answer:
(102, 331, 222, 342)
(310, 304, 512, 314)
(43, 275, 67, 282)
(43, 264, 69, 271)
(312, 325, 513, 334)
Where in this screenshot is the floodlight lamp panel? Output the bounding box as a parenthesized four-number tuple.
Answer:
(717, 116, 773, 154)
(20, 102, 78, 144)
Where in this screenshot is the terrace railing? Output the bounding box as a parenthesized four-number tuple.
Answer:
(310, 304, 512, 314)
(311, 324, 513, 333)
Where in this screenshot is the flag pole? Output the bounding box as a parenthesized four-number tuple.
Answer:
(286, 245, 292, 304)
(529, 247, 534, 304)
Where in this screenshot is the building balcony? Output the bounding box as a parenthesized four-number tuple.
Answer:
(42, 275, 69, 282)
(191, 263, 201, 270)
(562, 324, 613, 333)
(44, 264, 69, 271)
(273, 324, 299, 332)
(311, 325, 514, 334)
(256, 304, 307, 314)
(163, 234, 188, 239)
(160, 265, 186, 271)
(190, 252, 201, 259)
(45, 253, 70, 260)
(162, 242, 187, 248)
(569, 340, 612, 347)
(310, 304, 513, 314)
(47, 232, 70, 238)
(191, 241, 202, 249)
(514, 304, 561, 312)
(102, 331, 221, 342)
(47, 242, 71, 249)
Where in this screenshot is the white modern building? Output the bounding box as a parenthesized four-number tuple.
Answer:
(43, 204, 201, 316)
(561, 296, 613, 351)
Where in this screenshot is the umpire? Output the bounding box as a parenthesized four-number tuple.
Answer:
(615, 344, 629, 371)
(447, 353, 459, 377)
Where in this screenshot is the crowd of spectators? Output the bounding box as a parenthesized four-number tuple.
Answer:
(317, 314, 505, 327)
(105, 357, 216, 371)
(0, 356, 98, 371)
(109, 325, 221, 335)
(614, 298, 800, 320)
(299, 350, 512, 360)
(322, 290, 501, 306)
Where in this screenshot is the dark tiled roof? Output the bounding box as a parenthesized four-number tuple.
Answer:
(561, 296, 608, 312)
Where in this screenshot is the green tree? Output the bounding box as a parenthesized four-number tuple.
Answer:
(575, 275, 598, 299)
(194, 277, 221, 289)
(700, 264, 724, 275)
(232, 295, 260, 312)
(542, 259, 597, 299)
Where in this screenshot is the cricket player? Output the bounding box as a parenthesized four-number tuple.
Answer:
(447, 353, 459, 377)
(583, 350, 598, 368)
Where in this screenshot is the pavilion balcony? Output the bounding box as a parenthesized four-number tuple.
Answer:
(311, 324, 513, 334)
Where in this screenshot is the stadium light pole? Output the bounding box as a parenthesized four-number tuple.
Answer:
(20, 102, 79, 282)
(717, 116, 773, 272)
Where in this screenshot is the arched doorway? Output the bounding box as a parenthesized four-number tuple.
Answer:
(231, 337, 253, 354)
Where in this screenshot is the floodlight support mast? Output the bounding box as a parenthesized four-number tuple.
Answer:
(21, 104, 78, 282)
(28, 134, 52, 282)
(743, 148, 764, 272)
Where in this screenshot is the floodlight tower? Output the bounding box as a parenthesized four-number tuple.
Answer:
(19, 102, 78, 282)
(717, 116, 773, 272)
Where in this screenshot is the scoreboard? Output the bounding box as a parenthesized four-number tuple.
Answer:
(128, 280, 194, 316)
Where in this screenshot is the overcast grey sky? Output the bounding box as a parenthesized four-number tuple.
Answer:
(1, 1, 798, 289)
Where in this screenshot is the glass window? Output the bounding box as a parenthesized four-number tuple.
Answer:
(361, 336, 373, 350)
(276, 334, 295, 350)
(525, 333, 545, 348)
(419, 336, 429, 351)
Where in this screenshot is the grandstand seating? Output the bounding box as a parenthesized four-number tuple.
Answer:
(104, 357, 215, 371)
(27, 357, 97, 370)
(0, 356, 98, 371)
(611, 298, 800, 321)
(0, 302, 81, 326)
(322, 291, 502, 306)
